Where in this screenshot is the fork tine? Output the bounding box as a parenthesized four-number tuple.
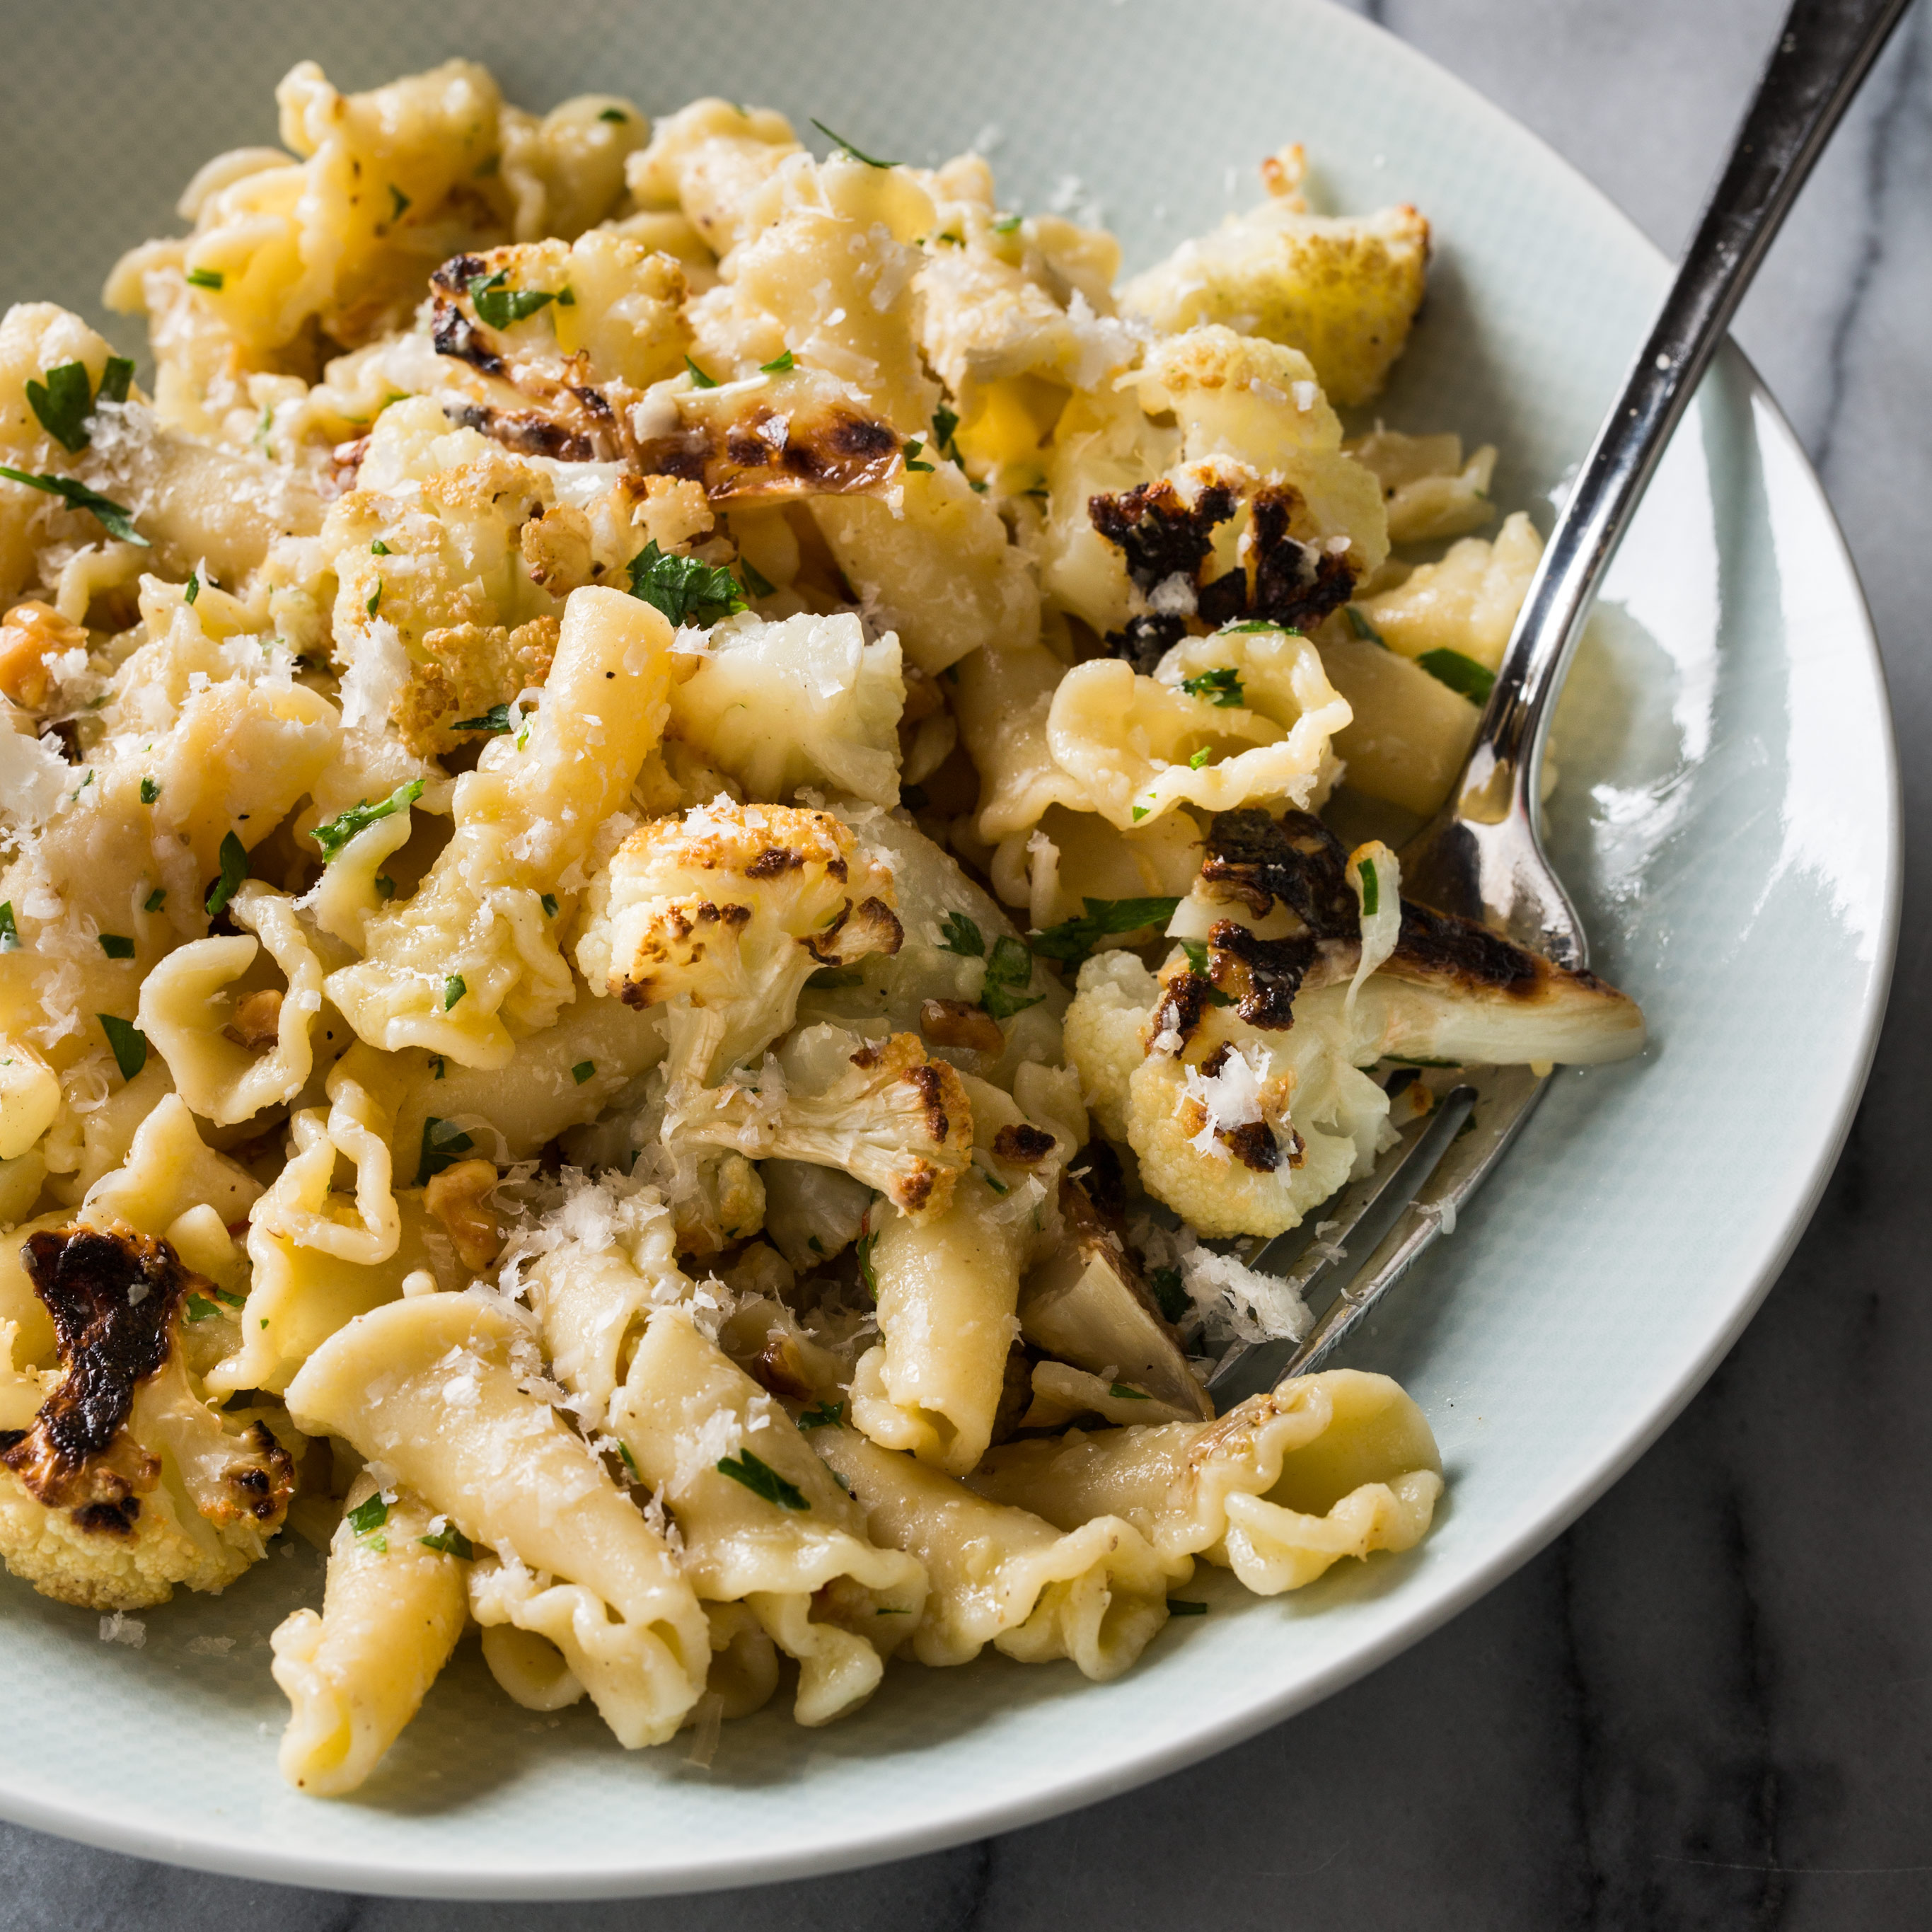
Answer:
(1207, 1066, 1551, 1407)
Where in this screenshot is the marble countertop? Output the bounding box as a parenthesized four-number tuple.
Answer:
(11, 1, 1930, 1925)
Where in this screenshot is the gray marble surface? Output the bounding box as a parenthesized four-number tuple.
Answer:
(7, 1, 1930, 1925)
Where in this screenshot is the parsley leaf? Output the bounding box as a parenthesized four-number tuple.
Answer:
(183, 571, 199, 606)
(856, 1220, 879, 1300)
(185, 266, 224, 291)
(618, 1440, 640, 1479)
(346, 1493, 389, 1537)
(1177, 939, 1234, 1005)
(185, 1292, 224, 1321)
(739, 556, 775, 598)
(139, 777, 159, 804)
(443, 974, 466, 1010)
(809, 118, 896, 168)
(98, 1013, 146, 1081)
(1167, 1599, 1209, 1616)
(467, 269, 555, 329)
(625, 540, 748, 627)
(598, 107, 629, 123)
(142, 887, 165, 913)
(0, 903, 18, 951)
(97, 934, 134, 960)
(902, 435, 935, 472)
(1181, 666, 1246, 708)
(416, 1116, 475, 1186)
(572, 1060, 594, 1084)
(936, 910, 984, 958)
(308, 779, 422, 862)
(204, 831, 248, 917)
(1416, 647, 1496, 704)
(684, 354, 719, 388)
(97, 357, 134, 407)
(419, 1523, 475, 1559)
(1029, 896, 1181, 967)
(716, 1449, 809, 1510)
(1149, 1266, 1188, 1324)
(452, 702, 513, 734)
(797, 1399, 844, 1430)
(1357, 856, 1379, 918)
(992, 212, 1023, 233)
(388, 183, 411, 222)
(1108, 1382, 1151, 1401)
(1344, 604, 1386, 645)
(760, 349, 795, 374)
(980, 934, 1042, 1020)
(932, 405, 961, 458)
(0, 465, 146, 545)
(25, 362, 94, 453)
(540, 893, 559, 918)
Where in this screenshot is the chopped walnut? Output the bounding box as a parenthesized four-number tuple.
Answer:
(920, 997, 1004, 1055)
(0, 601, 86, 710)
(423, 1157, 503, 1273)
(221, 988, 283, 1051)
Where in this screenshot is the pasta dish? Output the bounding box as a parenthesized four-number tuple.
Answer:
(0, 61, 1644, 1793)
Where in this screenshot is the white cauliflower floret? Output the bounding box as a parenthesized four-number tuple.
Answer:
(575, 800, 903, 1091)
(1119, 151, 1429, 407)
(678, 1024, 973, 1221)
(1062, 951, 1159, 1141)
(667, 611, 905, 808)
(0, 1223, 295, 1611)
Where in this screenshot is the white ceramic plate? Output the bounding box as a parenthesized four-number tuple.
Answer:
(0, 0, 1897, 1898)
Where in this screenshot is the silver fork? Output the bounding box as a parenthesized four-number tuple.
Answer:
(1208, 0, 1911, 1410)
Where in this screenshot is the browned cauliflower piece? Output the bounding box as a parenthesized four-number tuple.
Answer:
(0, 1224, 295, 1612)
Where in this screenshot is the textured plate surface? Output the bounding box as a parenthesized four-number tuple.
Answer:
(0, 0, 1898, 1898)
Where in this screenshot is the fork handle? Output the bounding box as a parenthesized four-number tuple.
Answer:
(1452, 0, 1913, 824)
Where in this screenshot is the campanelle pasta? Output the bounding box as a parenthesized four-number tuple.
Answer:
(0, 53, 1654, 1798)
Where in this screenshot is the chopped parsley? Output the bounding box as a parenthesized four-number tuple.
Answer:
(979, 933, 1042, 1021)
(452, 702, 513, 734)
(1357, 856, 1379, 918)
(625, 540, 748, 627)
(1108, 1382, 1150, 1401)
(97, 934, 134, 960)
(932, 405, 961, 459)
(370, 538, 391, 555)
(345, 1493, 389, 1538)
(139, 777, 159, 804)
(0, 903, 18, 951)
(467, 268, 555, 329)
(684, 354, 720, 389)
(936, 910, 984, 958)
(540, 893, 559, 918)
(992, 212, 1023, 233)
(416, 1116, 475, 1186)
(1030, 896, 1180, 967)
(98, 357, 134, 407)
(308, 779, 422, 862)
(183, 572, 199, 606)
(715, 1449, 809, 1510)
(204, 831, 248, 917)
(443, 974, 467, 1010)
(1149, 1266, 1187, 1324)
(142, 887, 165, 913)
(430, 1055, 446, 1080)
(184, 1293, 224, 1321)
(388, 184, 411, 222)
(1132, 805, 1151, 822)
(1167, 1600, 1208, 1617)
(856, 1221, 879, 1300)
(1178, 939, 1234, 1005)
(572, 1060, 594, 1084)
(374, 875, 396, 901)
(1181, 666, 1246, 708)
(797, 1399, 844, 1430)
(1416, 647, 1496, 704)
(366, 583, 381, 617)
(0, 465, 146, 545)
(185, 265, 224, 291)
(1189, 747, 1211, 768)
(809, 118, 896, 168)
(760, 349, 795, 374)
(739, 555, 776, 598)
(598, 107, 629, 123)
(618, 1440, 641, 1479)
(1344, 604, 1386, 646)
(418, 1523, 475, 1559)
(98, 1013, 147, 1081)
(25, 361, 95, 453)
(902, 435, 935, 473)
(209, 1285, 246, 1309)
(976, 1160, 1010, 1196)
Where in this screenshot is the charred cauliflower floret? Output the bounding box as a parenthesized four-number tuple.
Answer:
(576, 800, 904, 1089)
(1065, 809, 1645, 1238)
(1119, 147, 1429, 407)
(681, 1024, 973, 1220)
(0, 1224, 295, 1610)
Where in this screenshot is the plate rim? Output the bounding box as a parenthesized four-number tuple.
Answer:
(0, 0, 1900, 1898)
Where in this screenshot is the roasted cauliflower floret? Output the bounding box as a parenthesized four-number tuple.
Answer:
(0, 1223, 295, 1611)
(1120, 155, 1429, 407)
(576, 801, 904, 1089)
(1065, 809, 1645, 1237)
(679, 1024, 973, 1220)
